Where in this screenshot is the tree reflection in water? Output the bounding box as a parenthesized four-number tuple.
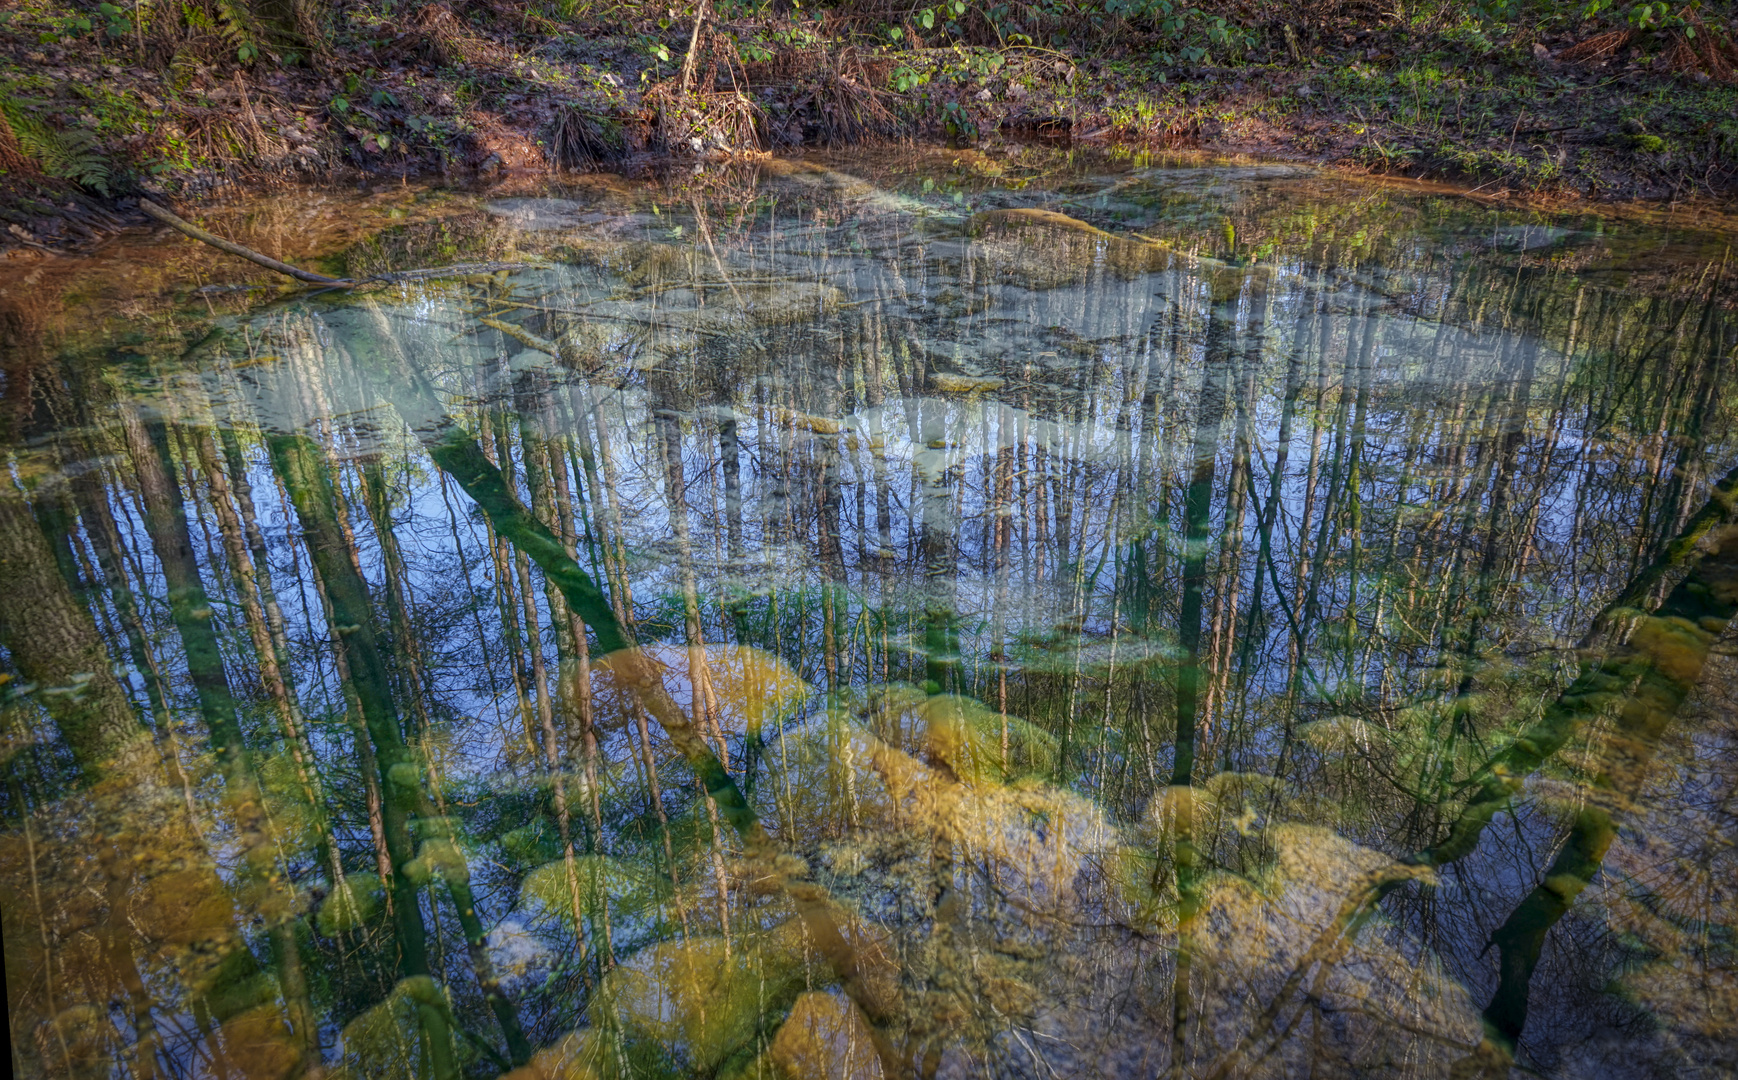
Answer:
(2, 154, 1735, 1080)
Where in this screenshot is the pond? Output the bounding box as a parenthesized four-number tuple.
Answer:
(3, 148, 1736, 1080)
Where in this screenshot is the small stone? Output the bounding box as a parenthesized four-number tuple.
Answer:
(930, 372, 1004, 395)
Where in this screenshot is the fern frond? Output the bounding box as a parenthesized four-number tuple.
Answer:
(0, 106, 35, 174)
(1, 98, 113, 195)
(212, 0, 267, 57)
(180, 0, 216, 31)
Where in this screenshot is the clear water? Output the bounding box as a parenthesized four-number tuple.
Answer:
(3, 149, 1736, 1080)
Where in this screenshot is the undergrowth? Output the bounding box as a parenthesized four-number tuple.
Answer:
(1, 0, 1736, 241)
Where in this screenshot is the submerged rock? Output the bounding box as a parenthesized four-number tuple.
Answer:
(769, 992, 883, 1080)
(596, 935, 805, 1072)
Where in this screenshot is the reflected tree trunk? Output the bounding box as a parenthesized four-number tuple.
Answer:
(0, 476, 295, 1079)
(267, 427, 472, 1077)
(1169, 264, 1239, 1076)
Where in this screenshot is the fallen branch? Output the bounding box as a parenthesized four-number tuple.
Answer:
(379, 262, 543, 283)
(477, 315, 559, 356)
(140, 199, 546, 288)
(140, 199, 353, 285)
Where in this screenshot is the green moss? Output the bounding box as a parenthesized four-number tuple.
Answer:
(317, 873, 386, 936)
(499, 820, 561, 869)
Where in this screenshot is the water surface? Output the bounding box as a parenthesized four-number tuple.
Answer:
(3, 150, 1736, 1080)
